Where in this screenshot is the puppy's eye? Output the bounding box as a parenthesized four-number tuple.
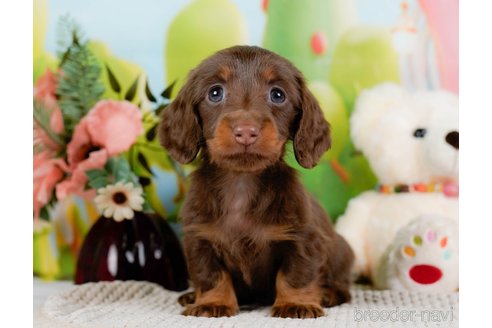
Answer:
(413, 128, 427, 138)
(208, 86, 224, 103)
(270, 87, 286, 104)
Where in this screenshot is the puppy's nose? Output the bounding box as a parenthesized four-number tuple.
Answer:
(233, 124, 259, 146)
(445, 131, 459, 150)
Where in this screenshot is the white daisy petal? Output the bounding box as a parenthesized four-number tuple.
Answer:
(94, 194, 106, 205)
(122, 207, 134, 220)
(113, 208, 124, 222)
(133, 186, 143, 196)
(130, 201, 143, 212)
(103, 207, 114, 218)
(129, 195, 144, 207)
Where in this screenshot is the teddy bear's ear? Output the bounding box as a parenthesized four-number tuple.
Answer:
(350, 83, 409, 152)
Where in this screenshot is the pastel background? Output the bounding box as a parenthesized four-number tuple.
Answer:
(33, 0, 458, 280)
(43, 0, 403, 87)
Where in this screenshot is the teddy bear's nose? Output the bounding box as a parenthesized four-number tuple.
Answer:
(445, 131, 459, 150)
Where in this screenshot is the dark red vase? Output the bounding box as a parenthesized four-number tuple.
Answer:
(75, 212, 189, 291)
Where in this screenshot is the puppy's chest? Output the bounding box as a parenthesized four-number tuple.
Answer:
(217, 188, 258, 244)
(214, 181, 270, 272)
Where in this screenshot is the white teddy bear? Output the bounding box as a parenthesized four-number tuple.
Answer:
(335, 83, 459, 292)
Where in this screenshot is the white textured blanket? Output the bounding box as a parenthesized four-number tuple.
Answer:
(38, 280, 458, 328)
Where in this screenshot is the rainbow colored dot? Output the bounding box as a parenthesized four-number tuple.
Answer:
(401, 231, 451, 261)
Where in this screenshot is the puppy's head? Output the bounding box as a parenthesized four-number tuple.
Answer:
(159, 46, 331, 172)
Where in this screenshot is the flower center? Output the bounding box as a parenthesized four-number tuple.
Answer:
(112, 192, 127, 205)
(83, 145, 102, 159)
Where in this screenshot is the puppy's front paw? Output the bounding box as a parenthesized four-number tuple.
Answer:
(271, 303, 324, 319)
(182, 303, 238, 317)
(178, 291, 196, 306)
(321, 287, 351, 307)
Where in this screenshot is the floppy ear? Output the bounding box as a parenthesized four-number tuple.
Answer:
(292, 77, 331, 168)
(158, 72, 202, 164)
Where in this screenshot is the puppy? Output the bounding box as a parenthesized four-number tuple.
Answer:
(158, 46, 354, 319)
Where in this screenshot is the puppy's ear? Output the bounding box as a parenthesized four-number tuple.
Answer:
(158, 72, 202, 164)
(292, 77, 331, 168)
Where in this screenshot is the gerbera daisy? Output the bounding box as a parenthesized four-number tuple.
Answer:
(94, 182, 144, 221)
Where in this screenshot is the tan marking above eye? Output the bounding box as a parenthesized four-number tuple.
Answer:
(218, 66, 231, 81)
(260, 67, 276, 82)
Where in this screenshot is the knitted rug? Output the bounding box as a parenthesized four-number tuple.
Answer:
(38, 280, 458, 328)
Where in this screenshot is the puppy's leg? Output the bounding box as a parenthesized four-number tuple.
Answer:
(177, 291, 195, 306)
(183, 271, 238, 317)
(181, 239, 238, 317)
(320, 282, 351, 307)
(271, 271, 324, 319)
(321, 234, 354, 307)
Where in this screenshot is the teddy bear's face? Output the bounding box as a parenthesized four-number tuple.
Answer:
(351, 84, 458, 185)
(420, 95, 459, 182)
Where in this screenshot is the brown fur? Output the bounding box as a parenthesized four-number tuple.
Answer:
(158, 46, 354, 318)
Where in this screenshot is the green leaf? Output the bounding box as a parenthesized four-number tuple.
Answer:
(125, 76, 139, 102)
(145, 124, 158, 142)
(72, 30, 80, 46)
(113, 157, 132, 182)
(88, 176, 110, 190)
(138, 176, 151, 187)
(155, 103, 168, 117)
(105, 64, 121, 94)
(40, 206, 50, 220)
(86, 169, 108, 180)
(142, 199, 152, 212)
(160, 80, 176, 99)
(145, 79, 157, 102)
(56, 27, 105, 135)
(58, 48, 71, 68)
(137, 152, 154, 176)
(104, 157, 117, 173)
(86, 169, 110, 190)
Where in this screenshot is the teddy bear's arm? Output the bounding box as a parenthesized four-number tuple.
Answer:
(335, 192, 376, 279)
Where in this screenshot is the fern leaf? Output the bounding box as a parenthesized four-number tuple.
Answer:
(55, 17, 105, 135)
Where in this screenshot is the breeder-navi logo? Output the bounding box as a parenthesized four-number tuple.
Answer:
(354, 307, 454, 323)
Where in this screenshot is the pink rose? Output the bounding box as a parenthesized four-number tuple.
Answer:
(85, 100, 143, 156)
(56, 145, 108, 200)
(57, 117, 108, 200)
(33, 151, 68, 219)
(34, 69, 58, 103)
(56, 100, 143, 201)
(34, 69, 64, 151)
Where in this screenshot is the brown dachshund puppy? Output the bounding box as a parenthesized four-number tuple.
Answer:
(158, 46, 354, 319)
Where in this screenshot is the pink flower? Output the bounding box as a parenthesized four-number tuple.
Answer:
(33, 151, 68, 219)
(56, 117, 109, 200)
(55, 148, 107, 200)
(34, 69, 58, 102)
(34, 69, 64, 151)
(85, 100, 143, 156)
(56, 100, 143, 201)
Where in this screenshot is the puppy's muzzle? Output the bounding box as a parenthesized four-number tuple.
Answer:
(233, 123, 260, 146)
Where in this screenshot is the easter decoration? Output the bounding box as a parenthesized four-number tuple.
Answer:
(263, 0, 357, 81)
(264, 0, 403, 219)
(335, 83, 458, 292)
(33, 18, 188, 289)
